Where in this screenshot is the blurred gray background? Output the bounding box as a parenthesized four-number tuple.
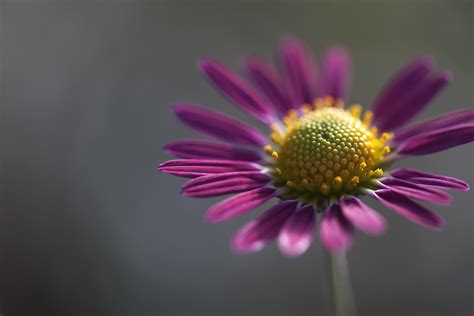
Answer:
(1, 2, 473, 316)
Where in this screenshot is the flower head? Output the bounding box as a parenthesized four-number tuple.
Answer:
(159, 37, 473, 256)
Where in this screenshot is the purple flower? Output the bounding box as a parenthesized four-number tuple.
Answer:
(159, 37, 473, 256)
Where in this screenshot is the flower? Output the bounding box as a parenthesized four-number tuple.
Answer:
(159, 37, 473, 256)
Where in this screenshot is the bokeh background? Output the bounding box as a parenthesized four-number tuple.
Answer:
(1, 2, 473, 316)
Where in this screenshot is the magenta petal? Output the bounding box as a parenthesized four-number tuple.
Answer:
(390, 168, 469, 191)
(278, 204, 316, 257)
(319, 204, 353, 253)
(372, 56, 433, 120)
(205, 187, 276, 222)
(244, 56, 291, 117)
(231, 200, 298, 254)
(279, 37, 319, 107)
(392, 109, 474, 145)
(377, 72, 452, 132)
(164, 139, 262, 161)
(199, 59, 276, 123)
(321, 46, 351, 100)
(340, 197, 386, 235)
(181, 171, 271, 197)
(173, 104, 267, 147)
(372, 189, 445, 229)
(158, 159, 262, 178)
(381, 177, 452, 205)
(397, 123, 474, 155)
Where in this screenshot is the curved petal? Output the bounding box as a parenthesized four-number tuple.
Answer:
(397, 123, 474, 155)
(181, 171, 271, 197)
(205, 187, 276, 223)
(199, 59, 276, 123)
(244, 56, 291, 117)
(377, 72, 452, 132)
(164, 139, 262, 161)
(279, 37, 319, 108)
(158, 159, 262, 178)
(390, 168, 469, 191)
(392, 109, 474, 145)
(231, 200, 298, 254)
(340, 197, 386, 235)
(380, 177, 452, 205)
(278, 204, 316, 257)
(319, 203, 353, 252)
(321, 45, 351, 100)
(372, 56, 433, 120)
(173, 104, 267, 147)
(372, 189, 445, 229)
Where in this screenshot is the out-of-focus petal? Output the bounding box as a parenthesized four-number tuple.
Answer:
(164, 139, 262, 161)
(205, 187, 276, 223)
(392, 109, 474, 145)
(377, 72, 452, 132)
(372, 56, 433, 120)
(173, 104, 267, 147)
(278, 204, 316, 257)
(372, 189, 445, 229)
(380, 177, 452, 205)
(232, 200, 298, 253)
(397, 123, 474, 155)
(339, 196, 386, 235)
(181, 171, 271, 197)
(158, 159, 262, 178)
(279, 37, 319, 108)
(319, 203, 353, 252)
(199, 59, 276, 123)
(321, 45, 351, 100)
(390, 168, 469, 191)
(244, 56, 291, 117)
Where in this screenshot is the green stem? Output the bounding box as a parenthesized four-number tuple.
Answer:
(328, 251, 357, 316)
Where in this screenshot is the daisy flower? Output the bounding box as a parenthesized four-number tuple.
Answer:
(159, 37, 473, 256)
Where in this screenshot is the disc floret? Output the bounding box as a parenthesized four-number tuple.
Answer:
(266, 98, 392, 206)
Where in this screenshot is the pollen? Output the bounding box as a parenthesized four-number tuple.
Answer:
(266, 99, 392, 204)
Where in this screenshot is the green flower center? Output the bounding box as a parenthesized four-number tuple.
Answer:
(265, 99, 391, 205)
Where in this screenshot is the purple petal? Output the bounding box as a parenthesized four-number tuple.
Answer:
(397, 123, 474, 155)
(173, 104, 267, 147)
(158, 159, 262, 178)
(390, 168, 469, 191)
(319, 204, 353, 252)
(381, 177, 452, 205)
(205, 187, 276, 222)
(321, 45, 351, 100)
(232, 200, 298, 254)
(199, 59, 276, 123)
(181, 171, 271, 197)
(392, 109, 474, 145)
(340, 197, 386, 235)
(372, 189, 445, 229)
(244, 56, 291, 117)
(164, 139, 262, 161)
(278, 204, 316, 257)
(377, 72, 452, 132)
(279, 37, 319, 108)
(372, 56, 433, 120)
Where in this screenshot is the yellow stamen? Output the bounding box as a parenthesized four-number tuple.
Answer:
(351, 176, 360, 185)
(363, 111, 373, 126)
(263, 144, 273, 154)
(349, 104, 362, 118)
(320, 183, 330, 195)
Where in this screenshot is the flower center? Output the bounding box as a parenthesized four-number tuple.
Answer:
(265, 98, 391, 205)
